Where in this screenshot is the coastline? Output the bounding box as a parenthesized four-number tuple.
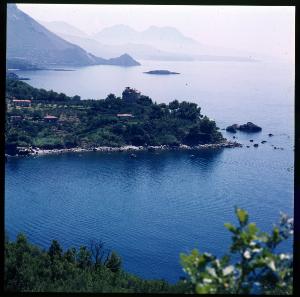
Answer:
(6, 140, 242, 158)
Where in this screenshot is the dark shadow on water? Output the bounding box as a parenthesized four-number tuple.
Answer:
(118, 148, 225, 177)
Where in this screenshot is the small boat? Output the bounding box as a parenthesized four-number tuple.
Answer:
(130, 153, 137, 158)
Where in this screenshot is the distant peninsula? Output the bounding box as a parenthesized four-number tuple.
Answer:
(6, 71, 30, 81)
(5, 80, 242, 157)
(144, 70, 180, 75)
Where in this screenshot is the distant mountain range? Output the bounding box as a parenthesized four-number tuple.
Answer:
(40, 21, 195, 61)
(41, 21, 257, 62)
(6, 4, 140, 68)
(93, 24, 198, 48)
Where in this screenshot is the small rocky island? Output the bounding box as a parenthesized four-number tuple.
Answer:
(144, 70, 180, 75)
(226, 122, 262, 133)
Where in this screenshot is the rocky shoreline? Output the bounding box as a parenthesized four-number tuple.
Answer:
(6, 141, 242, 158)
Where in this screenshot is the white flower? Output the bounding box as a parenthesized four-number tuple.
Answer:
(243, 250, 251, 259)
(252, 248, 262, 253)
(268, 260, 276, 271)
(249, 241, 256, 247)
(203, 278, 212, 284)
(279, 254, 291, 260)
(223, 265, 234, 276)
(207, 267, 217, 277)
(254, 282, 261, 287)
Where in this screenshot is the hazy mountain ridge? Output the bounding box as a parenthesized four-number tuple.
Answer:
(93, 24, 198, 47)
(94, 24, 261, 61)
(40, 20, 88, 38)
(42, 21, 256, 62)
(7, 4, 140, 68)
(40, 21, 194, 61)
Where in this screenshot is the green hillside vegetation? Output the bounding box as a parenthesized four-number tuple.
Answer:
(4, 234, 188, 293)
(5, 208, 293, 293)
(5, 79, 224, 154)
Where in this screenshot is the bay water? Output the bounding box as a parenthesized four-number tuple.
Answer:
(6, 59, 294, 282)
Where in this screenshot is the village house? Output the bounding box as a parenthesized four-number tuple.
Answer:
(117, 113, 134, 118)
(44, 115, 58, 123)
(12, 99, 31, 107)
(9, 115, 22, 123)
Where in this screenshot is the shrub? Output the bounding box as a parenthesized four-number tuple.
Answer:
(180, 208, 293, 294)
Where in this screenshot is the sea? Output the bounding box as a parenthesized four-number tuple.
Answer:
(5, 59, 294, 283)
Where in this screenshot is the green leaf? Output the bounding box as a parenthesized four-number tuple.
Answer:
(224, 223, 237, 233)
(248, 223, 258, 236)
(272, 227, 282, 244)
(236, 208, 249, 226)
(196, 283, 213, 294)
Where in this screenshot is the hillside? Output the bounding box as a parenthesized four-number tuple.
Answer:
(5, 79, 225, 154)
(6, 4, 140, 67)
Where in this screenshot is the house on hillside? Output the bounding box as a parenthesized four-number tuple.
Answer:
(117, 113, 134, 118)
(12, 99, 31, 107)
(122, 87, 141, 103)
(44, 115, 58, 123)
(9, 115, 22, 123)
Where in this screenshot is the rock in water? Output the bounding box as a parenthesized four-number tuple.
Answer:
(238, 122, 262, 132)
(144, 70, 180, 75)
(226, 122, 262, 133)
(226, 124, 239, 133)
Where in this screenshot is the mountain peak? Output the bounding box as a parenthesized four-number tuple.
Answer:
(108, 53, 141, 66)
(7, 5, 140, 67)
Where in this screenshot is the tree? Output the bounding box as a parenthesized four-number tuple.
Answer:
(48, 240, 63, 260)
(105, 251, 122, 273)
(64, 247, 77, 264)
(184, 125, 210, 145)
(77, 246, 92, 269)
(72, 95, 81, 101)
(106, 93, 117, 101)
(90, 240, 109, 268)
(180, 208, 293, 294)
(168, 100, 179, 110)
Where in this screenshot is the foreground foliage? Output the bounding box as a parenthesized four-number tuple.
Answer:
(5, 79, 224, 154)
(5, 235, 187, 293)
(181, 208, 293, 294)
(5, 208, 293, 293)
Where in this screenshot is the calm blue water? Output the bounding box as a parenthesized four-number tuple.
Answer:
(6, 60, 294, 283)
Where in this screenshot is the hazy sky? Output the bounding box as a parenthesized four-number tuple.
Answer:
(17, 4, 295, 60)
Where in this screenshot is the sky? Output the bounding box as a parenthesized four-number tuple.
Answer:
(17, 4, 295, 61)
